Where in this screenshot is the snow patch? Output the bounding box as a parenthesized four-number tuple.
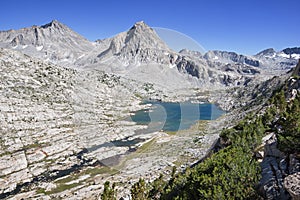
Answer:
(62, 58, 71, 62)
(36, 46, 43, 51)
(78, 54, 85, 59)
(278, 53, 300, 59)
(22, 45, 28, 49)
(278, 53, 290, 58)
(213, 56, 218, 60)
(265, 53, 276, 58)
(169, 64, 176, 68)
(291, 53, 300, 59)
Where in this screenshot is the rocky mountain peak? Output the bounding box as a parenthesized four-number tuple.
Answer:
(179, 49, 202, 57)
(97, 21, 171, 62)
(131, 21, 147, 29)
(0, 20, 82, 47)
(128, 21, 157, 38)
(253, 47, 299, 69)
(292, 59, 300, 76)
(204, 50, 260, 67)
(40, 19, 65, 29)
(125, 21, 169, 50)
(256, 48, 276, 56)
(0, 20, 94, 64)
(283, 47, 300, 55)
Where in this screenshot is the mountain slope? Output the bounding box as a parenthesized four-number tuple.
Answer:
(254, 47, 299, 70)
(0, 48, 149, 198)
(97, 21, 171, 64)
(204, 50, 260, 67)
(0, 20, 295, 90)
(202, 47, 299, 71)
(80, 21, 269, 90)
(0, 20, 95, 65)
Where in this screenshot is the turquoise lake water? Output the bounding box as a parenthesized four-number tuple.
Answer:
(130, 101, 225, 132)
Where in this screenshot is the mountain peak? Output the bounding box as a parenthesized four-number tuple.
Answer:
(131, 21, 148, 29)
(282, 47, 300, 55)
(256, 48, 276, 56)
(0, 19, 94, 64)
(40, 19, 65, 29)
(129, 21, 154, 35)
(134, 21, 146, 26)
(98, 21, 175, 63)
(98, 20, 171, 60)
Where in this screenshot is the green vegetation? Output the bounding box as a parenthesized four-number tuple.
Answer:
(100, 73, 300, 199)
(55, 175, 79, 184)
(36, 187, 46, 194)
(101, 113, 268, 199)
(85, 166, 119, 176)
(101, 181, 117, 200)
(154, 116, 265, 199)
(134, 93, 143, 99)
(143, 83, 154, 93)
(36, 181, 82, 195)
(131, 178, 149, 200)
(271, 80, 300, 154)
(164, 131, 177, 136)
(22, 141, 40, 150)
(45, 182, 82, 195)
(40, 166, 119, 195)
(278, 97, 300, 153)
(135, 139, 156, 153)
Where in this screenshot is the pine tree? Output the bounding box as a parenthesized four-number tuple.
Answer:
(101, 181, 116, 200)
(130, 178, 148, 200)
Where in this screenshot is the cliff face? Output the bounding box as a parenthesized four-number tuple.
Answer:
(257, 133, 300, 199)
(257, 61, 300, 200)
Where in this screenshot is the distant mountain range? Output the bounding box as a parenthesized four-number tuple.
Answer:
(0, 20, 94, 65)
(0, 20, 299, 88)
(0, 20, 299, 199)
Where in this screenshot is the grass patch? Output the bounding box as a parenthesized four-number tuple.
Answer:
(165, 131, 177, 136)
(84, 166, 119, 176)
(115, 138, 157, 170)
(36, 188, 46, 194)
(55, 166, 119, 185)
(134, 93, 143, 99)
(136, 139, 156, 153)
(196, 120, 209, 132)
(105, 114, 114, 118)
(44, 183, 81, 195)
(0, 151, 11, 157)
(22, 142, 40, 150)
(55, 174, 80, 184)
(173, 159, 185, 167)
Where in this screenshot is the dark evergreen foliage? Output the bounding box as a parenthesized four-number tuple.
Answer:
(101, 74, 300, 200)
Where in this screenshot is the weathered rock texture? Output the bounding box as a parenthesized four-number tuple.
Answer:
(284, 172, 300, 200)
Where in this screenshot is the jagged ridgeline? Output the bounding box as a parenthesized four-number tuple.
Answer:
(101, 61, 300, 199)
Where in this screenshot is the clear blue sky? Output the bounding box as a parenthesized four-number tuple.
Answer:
(0, 0, 299, 55)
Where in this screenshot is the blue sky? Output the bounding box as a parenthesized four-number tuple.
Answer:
(0, 0, 299, 55)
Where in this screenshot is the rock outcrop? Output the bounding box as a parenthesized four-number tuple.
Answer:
(284, 172, 300, 200)
(0, 48, 149, 198)
(204, 50, 260, 67)
(255, 47, 299, 70)
(258, 133, 291, 200)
